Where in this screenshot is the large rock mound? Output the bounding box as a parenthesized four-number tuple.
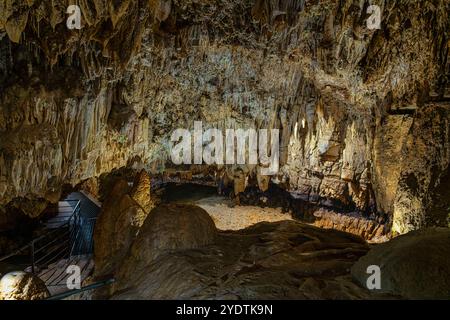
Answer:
(126, 204, 217, 263)
(94, 203, 217, 298)
(351, 228, 450, 299)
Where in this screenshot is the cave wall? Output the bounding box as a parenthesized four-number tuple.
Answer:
(0, 0, 449, 234)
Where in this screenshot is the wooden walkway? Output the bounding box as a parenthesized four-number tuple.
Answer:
(38, 192, 101, 295)
(0, 191, 102, 299)
(43, 200, 79, 229)
(38, 255, 94, 296)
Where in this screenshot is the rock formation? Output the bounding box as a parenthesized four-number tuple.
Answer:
(93, 171, 155, 276)
(118, 204, 217, 268)
(351, 227, 450, 299)
(0, 271, 49, 300)
(103, 204, 390, 300)
(1, 1, 449, 237)
(129, 170, 154, 214)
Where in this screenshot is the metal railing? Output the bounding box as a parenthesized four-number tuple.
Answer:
(0, 198, 103, 300)
(45, 278, 115, 300)
(70, 216, 97, 256)
(0, 200, 83, 274)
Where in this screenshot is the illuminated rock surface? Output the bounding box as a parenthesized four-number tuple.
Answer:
(352, 227, 450, 299)
(0, 0, 449, 301)
(0, 271, 49, 300)
(92, 204, 389, 299)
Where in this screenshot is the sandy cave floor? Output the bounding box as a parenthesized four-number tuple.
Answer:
(194, 196, 293, 231)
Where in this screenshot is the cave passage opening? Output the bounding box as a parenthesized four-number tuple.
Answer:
(158, 182, 293, 231)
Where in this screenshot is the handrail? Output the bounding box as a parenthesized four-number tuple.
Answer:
(69, 209, 83, 256)
(45, 278, 115, 300)
(35, 239, 69, 265)
(44, 200, 81, 209)
(0, 200, 81, 267)
(34, 229, 70, 255)
(67, 211, 97, 256)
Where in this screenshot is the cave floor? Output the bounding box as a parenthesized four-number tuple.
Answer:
(195, 196, 292, 231)
(158, 183, 292, 231)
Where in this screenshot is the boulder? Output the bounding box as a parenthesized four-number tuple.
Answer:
(108, 204, 217, 297)
(351, 228, 450, 299)
(94, 203, 217, 298)
(125, 204, 217, 264)
(0, 271, 49, 300)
